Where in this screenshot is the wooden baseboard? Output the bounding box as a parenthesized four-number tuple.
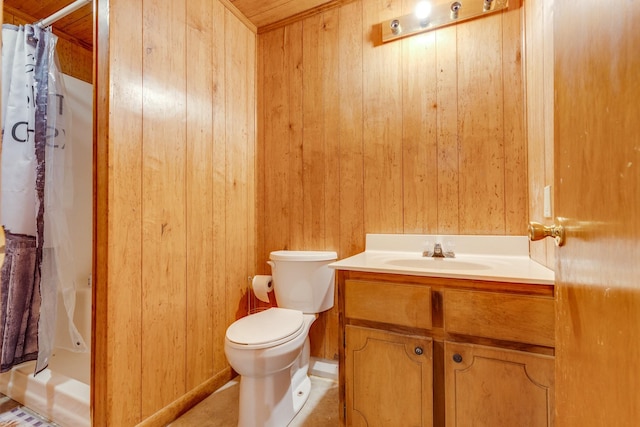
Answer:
(136, 367, 235, 427)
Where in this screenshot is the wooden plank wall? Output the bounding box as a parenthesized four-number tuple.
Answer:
(94, 0, 256, 424)
(524, 0, 555, 269)
(257, 0, 527, 361)
(2, 6, 93, 83)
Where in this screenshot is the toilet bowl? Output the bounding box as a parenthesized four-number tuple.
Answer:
(224, 250, 337, 427)
(225, 309, 316, 427)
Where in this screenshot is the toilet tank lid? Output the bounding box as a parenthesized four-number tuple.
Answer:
(269, 250, 337, 262)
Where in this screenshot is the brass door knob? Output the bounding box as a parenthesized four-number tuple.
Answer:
(528, 221, 565, 246)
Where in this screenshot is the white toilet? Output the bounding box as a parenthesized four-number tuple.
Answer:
(224, 250, 337, 427)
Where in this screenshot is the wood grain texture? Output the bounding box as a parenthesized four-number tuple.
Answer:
(211, 0, 230, 375)
(141, 0, 188, 415)
(2, 7, 93, 83)
(362, 0, 404, 235)
(435, 25, 460, 234)
(337, 0, 365, 258)
(3, 2, 93, 49)
(185, 0, 215, 390)
(457, 13, 505, 234)
(554, 0, 640, 425)
(95, 0, 144, 424)
(445, 341, 554, 427)
(258, 0, 529, 359)
(443, 289, 555, 347)
(234, 0, 334, 28)
(401, 28, 438, 234)
(94, 0, 256, 424)
(524, 0, 555, 268)
(345, 280, 432, 329)
(346, 325, 433, 427)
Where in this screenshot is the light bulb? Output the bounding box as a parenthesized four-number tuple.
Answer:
(414, 1, 432, 20)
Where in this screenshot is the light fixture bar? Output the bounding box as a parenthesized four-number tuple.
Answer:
(381, 0, 509, 43)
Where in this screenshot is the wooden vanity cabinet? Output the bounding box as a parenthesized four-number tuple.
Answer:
(338, 270, 555, 427)
(343, 279, 434, 426)
(346, 326, 433, 426)
(444, 341, 554, 427)
(442, 288, 555, 427)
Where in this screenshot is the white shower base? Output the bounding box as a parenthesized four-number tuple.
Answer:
(0, 350, 90, 427)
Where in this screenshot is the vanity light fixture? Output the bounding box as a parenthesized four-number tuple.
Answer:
(380, 0, 509, 43)
(414, 1, 432, 26)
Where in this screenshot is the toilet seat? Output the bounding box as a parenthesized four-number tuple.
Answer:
(226, 308, 304, 349)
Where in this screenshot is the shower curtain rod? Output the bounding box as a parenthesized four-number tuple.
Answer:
(36, 0, 92, 28)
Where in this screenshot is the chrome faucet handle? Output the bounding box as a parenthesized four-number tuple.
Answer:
(432, 243, 445, 258)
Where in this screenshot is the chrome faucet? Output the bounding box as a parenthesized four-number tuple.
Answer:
(422, 242, 455, 258)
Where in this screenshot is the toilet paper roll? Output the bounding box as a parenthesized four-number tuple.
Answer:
(252, 275, 273, 303)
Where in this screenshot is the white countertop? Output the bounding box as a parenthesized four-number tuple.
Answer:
(329, 234, 555, 285)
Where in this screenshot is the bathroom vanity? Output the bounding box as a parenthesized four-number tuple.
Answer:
(330, 235, 555, 427)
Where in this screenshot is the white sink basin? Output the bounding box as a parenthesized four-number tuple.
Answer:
(327, 234, 555, 285)
(385, 258, 491, 271)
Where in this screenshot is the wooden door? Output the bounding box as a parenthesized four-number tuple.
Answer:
(345, 325, 433, 427)
(553, 1, 640, 425)
(444, 341, 554, 427)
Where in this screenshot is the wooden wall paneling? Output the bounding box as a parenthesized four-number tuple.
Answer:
(288, 21, 305, 252)
(362, 0, 404, 234)
(321, 8, 341, 361)
(435, 25, 460, 234)
(503, 26, 521, 234)
(457, 13, 505, 234)
(185, 0, 215, 390)
(524, 0, 555, 270)
(225, 7, 252, 324)
(94, 1, 105, 422)
(256, 27, 266, 278)
(95, 0, 144, 423)
(262, 27, 291, 260)
(55, 37, 93, 83)
(337, 0, 365, 258)
(140, 0, 188, 416)
(502, 4, 527, 235)
(542, 0, 554, 268)
(524, 0, 548, 266)
(2, 8, 93, 83)
(95, 0, 257, 423)
(301, 13, 327, 358)
(401, 16, 438, 234)
(211, 0, 229, 373)
(246, 17, 258, 320)
(302, 14, 326, 250)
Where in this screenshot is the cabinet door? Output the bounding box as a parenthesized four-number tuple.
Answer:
(444, 341, 554, 427)
(345, 325, 433, 427)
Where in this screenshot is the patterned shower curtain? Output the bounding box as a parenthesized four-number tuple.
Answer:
(1, 24, 87, 374)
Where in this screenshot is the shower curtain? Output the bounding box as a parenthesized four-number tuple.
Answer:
(1, 24, 87, 374)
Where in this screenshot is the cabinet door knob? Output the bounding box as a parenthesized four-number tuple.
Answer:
(452, 353, 463, 363)
(414, 347, 424, 355)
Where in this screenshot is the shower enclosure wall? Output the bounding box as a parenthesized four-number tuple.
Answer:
(0, 74, 92, 427)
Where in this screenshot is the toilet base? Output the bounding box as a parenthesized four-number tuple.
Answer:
(226, 314, 317, 427)
(237, 344, 311, 427)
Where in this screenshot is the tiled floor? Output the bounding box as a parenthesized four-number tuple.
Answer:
(0, 394, 58, 427)
(0, 395, 21, 415)
(169, 376, 339, 427)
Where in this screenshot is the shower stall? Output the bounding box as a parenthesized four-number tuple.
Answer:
(0, 73, 92, 427)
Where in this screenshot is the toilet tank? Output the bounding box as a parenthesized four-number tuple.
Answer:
(268, 250, 338, 313)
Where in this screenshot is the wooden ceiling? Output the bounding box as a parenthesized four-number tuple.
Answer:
(3, 0, 93, 50)
(3, 0, 346, 50)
